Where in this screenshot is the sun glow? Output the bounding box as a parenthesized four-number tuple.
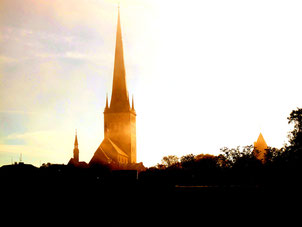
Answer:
(1, 0, 302, 167)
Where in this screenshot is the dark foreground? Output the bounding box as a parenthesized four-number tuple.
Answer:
(1, 164, 300, 226)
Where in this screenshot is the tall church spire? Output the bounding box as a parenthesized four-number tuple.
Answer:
(109, 6, 130, 112)
(91, 5, 137, 166)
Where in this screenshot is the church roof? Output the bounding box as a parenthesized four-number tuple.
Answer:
(68, 158, 88, 168)
(89, 137, 128, 166)
(253, 132, 268, 162)
(101, 138, 128, 158)
(89, 145, 112, 166)
(254, 133, 268, 148)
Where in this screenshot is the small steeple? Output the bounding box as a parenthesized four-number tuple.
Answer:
(73, 129, 79, 163)
(254, 132, 268, 163)
(256, 132, 267, 147)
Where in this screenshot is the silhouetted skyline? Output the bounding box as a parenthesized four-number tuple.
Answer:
(1, 1, 302, 167)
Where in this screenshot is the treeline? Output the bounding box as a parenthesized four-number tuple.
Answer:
(140, 108, 302, 188)
(1, 108, 301, 191)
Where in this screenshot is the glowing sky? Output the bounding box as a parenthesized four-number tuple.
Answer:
(1, 0, 302, 167)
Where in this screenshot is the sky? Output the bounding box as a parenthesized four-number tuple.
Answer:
(1, 0, 302, 167)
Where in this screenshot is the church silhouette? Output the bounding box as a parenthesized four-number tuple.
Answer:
(69, 7, 144, 171)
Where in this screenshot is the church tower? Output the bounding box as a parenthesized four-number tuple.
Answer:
(90, 6, 136, 166)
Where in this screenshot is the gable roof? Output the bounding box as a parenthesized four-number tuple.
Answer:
(100, 138, 128, 158)
(89, 137, 128, 166)
(89, 145, 112, 166)
(105, 138, 128, 157)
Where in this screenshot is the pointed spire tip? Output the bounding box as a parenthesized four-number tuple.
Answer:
(109, 5, 130, 111)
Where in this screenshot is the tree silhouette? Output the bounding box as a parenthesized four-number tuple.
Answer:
(220, 145, 262, 168)
(195, 154, 218, 169)
(281, 107, 302, 168)
(180, 154, 195, 168)
(287, 108, 302, 150)
(161, 155, 179, 168)
(264, 147, 285, 166)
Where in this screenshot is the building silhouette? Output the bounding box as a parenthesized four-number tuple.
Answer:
(89, 7, 141, 170)
(68, 130, 88, 167)
(253, 132, 268, 162)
